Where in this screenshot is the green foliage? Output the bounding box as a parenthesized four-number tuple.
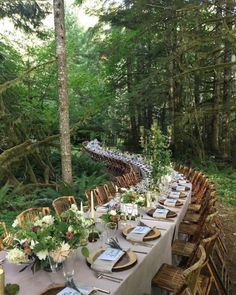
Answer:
(4, 283, 20, 295)
(140, 121, 171, 181)
(184, 159, 236, 207)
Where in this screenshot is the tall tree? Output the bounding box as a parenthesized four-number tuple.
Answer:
(53, 0, 72, 185)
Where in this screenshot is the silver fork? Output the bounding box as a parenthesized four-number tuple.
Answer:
(96, 272, 123, 283)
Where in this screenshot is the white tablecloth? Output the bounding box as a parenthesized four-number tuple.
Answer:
(1, 185, 191, 295)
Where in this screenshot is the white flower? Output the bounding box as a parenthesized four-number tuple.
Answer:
(109, 210, 117, 216)
(42, 215, 54, 226)
(12, 219, 19, 228)
(30, 240, 38, 249)
(20, 239, 28, 245)
(36, 249, 48, 260)
(7, 248, 27, 264)
(49, 242, 70, 263)
(34, 219, 43, 227)
(70, 204, 79, 213)
(68, 225, 73, 232)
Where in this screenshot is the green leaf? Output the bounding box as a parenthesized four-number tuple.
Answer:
(81, 246, 89, 257)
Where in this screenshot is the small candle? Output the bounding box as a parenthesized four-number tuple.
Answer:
(80, 201, 84, 213)
(90, 191, 95, 219)
(146, 191, 151, 207)
(115, 185, 118, 193)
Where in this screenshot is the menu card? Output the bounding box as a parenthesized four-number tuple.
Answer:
(57, 287, 93, 295)
(127, 226, 151, 242)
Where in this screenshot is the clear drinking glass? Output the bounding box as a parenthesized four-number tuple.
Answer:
(62, 250, 76, 283)
(105, 222, 118, 243)
(48, 254, 58, 286)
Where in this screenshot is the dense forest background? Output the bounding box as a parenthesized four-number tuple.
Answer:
(0, 0, 235, 222)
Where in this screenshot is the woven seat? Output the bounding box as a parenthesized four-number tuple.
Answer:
(52, 196, 76, 215)
(172, 240, 196, 257)
(152, 263, 184, 292)
(16, 207, 50, 228)
(152, 245, 206, 295)
(187, 203, 201, 212)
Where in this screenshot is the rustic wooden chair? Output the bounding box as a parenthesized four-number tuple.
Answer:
(52, 196, 77, 215)
(152, 245, 206, 295)
(183, 191, 216, 224)
(16, 207, 50, 228)
(95, 185, 109, 205)
(0, 222, 8, 250)
(172, 228, 221, 294)
(103, 184, 114, 199)
(178, 210, 218, 242)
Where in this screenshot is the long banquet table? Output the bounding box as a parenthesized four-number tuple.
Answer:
(0, 185, 191, 295)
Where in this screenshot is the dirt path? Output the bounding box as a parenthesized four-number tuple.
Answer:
(217, 203, 236, 294)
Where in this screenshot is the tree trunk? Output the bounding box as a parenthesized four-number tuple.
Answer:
(53, 0, 72, 185)
(211, 3, 222, 154)
(221, 0, 233, 161)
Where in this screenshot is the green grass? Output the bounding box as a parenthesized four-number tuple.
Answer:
(187, 159, 236, 208)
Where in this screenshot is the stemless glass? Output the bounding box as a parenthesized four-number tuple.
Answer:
(62, 250, 76, 283)
(105, 222, 118, 243)
(48, 254, 58, 286)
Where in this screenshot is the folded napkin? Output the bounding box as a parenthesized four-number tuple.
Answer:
(169, 191, 180, 199)
(126, 226, 152, 242)
(178, 180, 187, 185)
(57, 286, 94, 295)
(176, 185, 186, 192)
(153, 208, 169, 218)
(91, 247, 125, 273)
(164, 199, 177, 207)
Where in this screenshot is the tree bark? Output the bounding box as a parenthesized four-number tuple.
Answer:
(53, 0, 72, 185)
(222, 0, 233, 161)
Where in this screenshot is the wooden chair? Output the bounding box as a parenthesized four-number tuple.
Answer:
(152, 245, 206, 295)
(16, 207, 50, 228)
(0, 222, 8, 250)
(52, 196, 77, 215)
(95, 186, 109, 205)
(178, 210, 218, 242)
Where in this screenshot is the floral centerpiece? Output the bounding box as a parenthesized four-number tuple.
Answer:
(100, 203, 124, 223)
(4, 204, 93, 272)
(120, 191, 145, 206)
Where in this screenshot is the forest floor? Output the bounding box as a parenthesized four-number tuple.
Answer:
(217, 203, 236, 294)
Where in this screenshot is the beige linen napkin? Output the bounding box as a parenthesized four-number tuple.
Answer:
(176, 185, 186, 192)
(91, 248, 125, 273)
(164, 199, 177, 207)
(126, 226, 152, 242)
(169, 191, 180, 199)
(153, 208, 169, 218)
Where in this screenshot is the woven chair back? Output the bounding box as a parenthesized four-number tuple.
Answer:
(52, 196, 76, 215)
(16, 207, 50, 228)
(182, 244, 206, 295)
